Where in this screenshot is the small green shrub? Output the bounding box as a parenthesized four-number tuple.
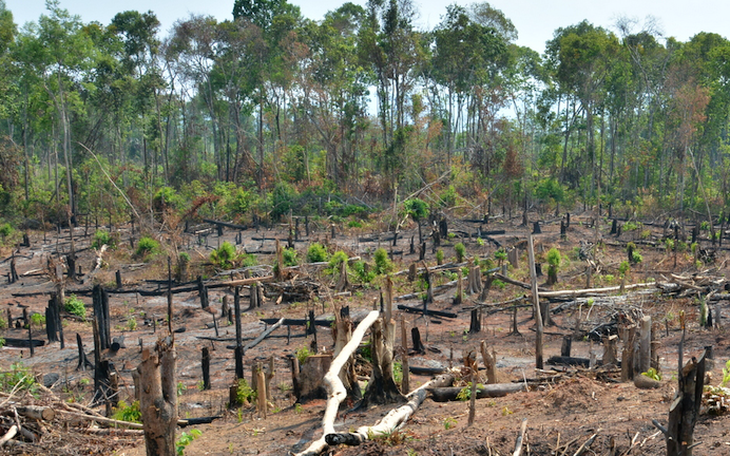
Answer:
(0, 316, 6, 329)
(283, 248, 299, 267)
(176, 429, 202, 456)
(92, 229, 116, 250)
(30, 313, 45, 328)
(306, 243, 329, 263)
(494, 248, 507, 264)
(722, 360, 730, 387)
(64, 294, 87, 320)
(210, 242, 238, 269)
(111, 400, 142, 423)
(135, 236, 160, 259)
(435, 249, 444, 265)
(0, 363, 37, 394)
(373, 248, 392, 275)
(0, 337, 4, 348)
(352, 260, 375, 283)
(296, 346, 313, 365)
(236, 378, 257, 404)
(618, 261, 630, 277)
(641, 368, 662, 381)
(547, 247, 561, 284)
(454, 243, 466, 262)
(327, 250, 349, 275)
(0, 222, 14, 241)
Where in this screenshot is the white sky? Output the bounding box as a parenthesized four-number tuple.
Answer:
(5, 0, 729, 53)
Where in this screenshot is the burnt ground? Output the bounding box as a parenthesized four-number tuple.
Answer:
(1, 212, 730, 456)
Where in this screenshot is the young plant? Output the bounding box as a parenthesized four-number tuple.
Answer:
(373, 247, 393, 275)
(454, 242, 466, 263)
(64, 294, 87, 320)
(306, 243, 328, 263)
(210, 242, 238, 269)
(135, 236, 160, 259)
(546, 247, 561, 285)
(176, 429, 202, 456)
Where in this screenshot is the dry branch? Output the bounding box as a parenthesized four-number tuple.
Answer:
(293, 310, 380, 456)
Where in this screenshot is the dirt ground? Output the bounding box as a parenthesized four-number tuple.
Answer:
(1, 213, 729, 456)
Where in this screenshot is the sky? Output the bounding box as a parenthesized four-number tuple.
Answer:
(4, 0, 730, 54)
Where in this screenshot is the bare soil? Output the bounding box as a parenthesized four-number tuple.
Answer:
(1, 213, 730, 455)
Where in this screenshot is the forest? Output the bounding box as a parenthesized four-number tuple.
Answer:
(0, 0, 728, 233)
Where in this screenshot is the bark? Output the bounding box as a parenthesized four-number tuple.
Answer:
(429, 383, 526, 402)
(137, 336, 177, 456)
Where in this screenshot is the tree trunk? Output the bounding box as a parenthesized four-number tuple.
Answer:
(137, 337, 177, 456)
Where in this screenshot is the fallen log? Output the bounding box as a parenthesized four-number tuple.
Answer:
(429, 382, 526, 402)
(397, 305, 457, 319)
(242, 318, 285, 354)
(2, 338, 45, 348)
(494, 273, 548, 292)
(538, 281, 658, 299)
(409, 366, 445, 376)
(294, 310, 380, 456)
(325, 373, 455, 447)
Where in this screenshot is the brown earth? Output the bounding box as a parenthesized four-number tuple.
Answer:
(1, 213, 729, 456)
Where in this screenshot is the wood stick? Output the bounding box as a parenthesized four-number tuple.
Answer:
(513, 418, 528, 456)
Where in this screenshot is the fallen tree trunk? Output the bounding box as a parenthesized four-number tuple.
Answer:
(242, 317, 285, 354)
(538, 282, 657, 299)
(397, 305, 457, 319)
(293, 310, 380, 456)
(325, 373, 455, 447)
(429, 383, 526, 402)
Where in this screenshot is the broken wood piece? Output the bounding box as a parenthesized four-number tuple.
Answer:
(513, 418, 528, 456)
(429, 383, 526, 402)
(16, 405, 55, 421)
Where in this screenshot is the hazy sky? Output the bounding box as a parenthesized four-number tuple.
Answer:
(5, 0, 729, 53)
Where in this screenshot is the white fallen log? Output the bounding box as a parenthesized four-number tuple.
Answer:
(538, 282, 657, 299)
(325, 373, 454, 447)
(293, 310, 380, 456)
(0, 425, 18, 447)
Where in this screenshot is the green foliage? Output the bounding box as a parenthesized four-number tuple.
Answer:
(176, 429, 202, 456)
(64, 294, 87, 320)
(0, 337, 4, 348)
(127, 317, 137, 331)
(327, 250, 349, 276)
(373, 248, 392, 275)
(435, 249, 444, 264)
(454, 242, 466, 262)
(641, 368, 662, 381)
(618, 261, 630, 277)
(92, 229, 116, 250)
(236, 378, 257, 404)
(210, 242, 239, 269)
(443, 417, 457, 430)
(494, 247, 507, 263)
(0, 363, 37, 394)
(111, 400, 142, 423)
(283, 248, 299, 267)
(270, 182, 298, 220)
(403, 198, 429, 221)
(135, 236, 160, 259)
(547, 247, 561, 268)
(0, 316, 6, 329)
(535, 178, 564, 204)
(351, 260, 375, 283)
(296, 346, 312, 365)
(722, 360, 730, 387)
(623, 221, 641, 231)
(393, 361, 403, 385)
(30, 313, 45, 328)
(306, 243, 329, 263)
(0, 222, 14, 241)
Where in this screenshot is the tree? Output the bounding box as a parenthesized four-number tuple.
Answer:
(404, 197, 429, 244)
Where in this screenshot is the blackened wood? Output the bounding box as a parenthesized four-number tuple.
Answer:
(411, 327, 425, 354)
(397, 305, 456, 319)
(202, 347, 211, 390)
(532, 221, 541, 234)
(3, 337, 44, 348)
(92, 285, 110, 350)
(197, 276, 209, 309)
(469, 308, 481, 333)
(115, 270, 122, 289)
(76, 333, 93, 371)
(561, 335, 572, 357)
(234, 286, 243, 380)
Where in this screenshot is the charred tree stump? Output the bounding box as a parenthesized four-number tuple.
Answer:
(115, 270, 122, 289)
(566, 212, 570, 229)
(561, 335, 572, 357)
(454, 269, 463, 305)
(532, 221, 541, 234)
(602, 335, 618, 366)
(409, 236, 415, 255)
(234, 287, 244, 380)
(202, 347, 211, 390)
(76, 333, 93, 371)
(560, 220, 567, 240)
(418, 242, 426, 261)
(407, 263, 417, 282)
(508, 248, 519, 269)
(654, 348, 707, 456)
(469, 308, 481, 334)
(9, 255, 18, 283)
(508, 306, 520, 336)
(610, 219, 618, 235)
(137, 336, 177, 456)
(197, 276, 209, 310)
(45, 300, 60, 344)
(92, 285, 111, 350)
(621, 325, 636, 382)
(411, 327, 425, 354)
